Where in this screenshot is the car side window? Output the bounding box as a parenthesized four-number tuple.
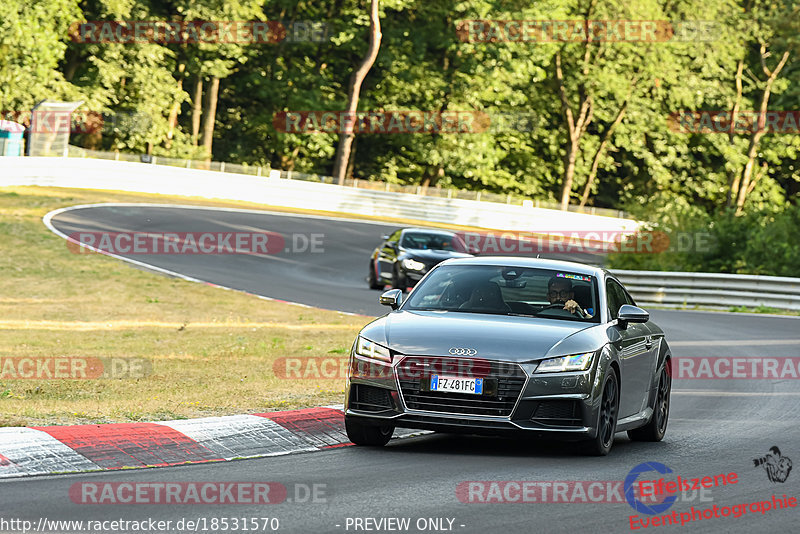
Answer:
(606, 279, 625, 320)
(622, 287, 636, 306)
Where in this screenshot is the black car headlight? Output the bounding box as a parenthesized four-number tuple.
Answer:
(355, 336, 392, 363)
(401, 258, 426, 271)
(534, 352, 594, 373)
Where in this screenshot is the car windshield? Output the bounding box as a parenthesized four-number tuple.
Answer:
(404, 264, 600, 323)
(400, 232, 460, 251)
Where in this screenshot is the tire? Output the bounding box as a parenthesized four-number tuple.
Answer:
(392, 264, 406, 290)
(368, 261, 382, 289)
(582, 369, 619, 456)
(628, 361, 671, 442)
(345, 416, 394, 446)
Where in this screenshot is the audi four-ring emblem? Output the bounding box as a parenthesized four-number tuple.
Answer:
(449, 347, 477, 356)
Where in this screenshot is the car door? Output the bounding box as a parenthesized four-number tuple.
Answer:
(623, 286, 661, 410)
(376, 230, 402, 283)
(608, 278, 652, 418)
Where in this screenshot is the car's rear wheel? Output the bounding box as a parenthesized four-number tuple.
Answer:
(345, 416, 394, 446)
(582, 369, 619, 456)
(368, 261, 382, 289)
(628, 362, 671, 442)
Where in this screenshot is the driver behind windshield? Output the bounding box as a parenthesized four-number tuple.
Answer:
(547, 277, 592, 318)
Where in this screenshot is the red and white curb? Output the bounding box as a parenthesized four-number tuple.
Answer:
(0, 406, 417, 479)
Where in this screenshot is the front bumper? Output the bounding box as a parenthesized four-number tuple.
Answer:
(344, 352, 605, 441)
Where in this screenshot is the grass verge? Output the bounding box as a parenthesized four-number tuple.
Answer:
(0, 186, 374, 426)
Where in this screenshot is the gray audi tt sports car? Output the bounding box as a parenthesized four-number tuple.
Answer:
(344, 257, 672, 455)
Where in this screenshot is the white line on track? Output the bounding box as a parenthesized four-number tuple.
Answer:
(42, 203, 381, 316)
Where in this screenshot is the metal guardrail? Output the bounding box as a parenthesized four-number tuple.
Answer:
(612, 269, 800, 311)
(1, 157, 639, 236)
(65, 145, 627, 219)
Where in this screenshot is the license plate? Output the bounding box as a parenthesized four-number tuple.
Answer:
(430, 375, 483, 395)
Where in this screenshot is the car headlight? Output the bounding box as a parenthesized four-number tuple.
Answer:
(534, 352, 594, 373)
(355, 336, 392, 363)
(402, 258, 426, 271)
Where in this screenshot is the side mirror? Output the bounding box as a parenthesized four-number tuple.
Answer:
(379, 289, 403, 310)
(617, 304, 649, 328)
(381, 234, 390, 240)
(467, 246, 481, 255)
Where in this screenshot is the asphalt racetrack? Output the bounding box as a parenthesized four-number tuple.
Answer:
(4, 203, 797, 534)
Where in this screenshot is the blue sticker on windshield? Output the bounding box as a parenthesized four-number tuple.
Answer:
(557, 273, 592, 282)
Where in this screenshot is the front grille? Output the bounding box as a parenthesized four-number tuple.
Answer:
(397, 356, 526, 417)
(530, 400, 582, 427)
(350, 384, 393, 412)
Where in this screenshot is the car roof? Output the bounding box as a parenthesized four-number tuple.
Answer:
(437, 256, 606, 278)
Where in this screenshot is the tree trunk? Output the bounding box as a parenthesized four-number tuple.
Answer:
(165, 64, 185, 150)
(561, 139, 580, 209)
(345, 136, 357, 181)
(734, 48, 790, 214)
(332, 0, 382, 185)
(191, 77, 203, 147)
(726, 60, 745, 207)
(554, 50, 593, 210)
(202, 76, 220, 160)
(579, 100, 628, 208)
(420, 166, 444, 195)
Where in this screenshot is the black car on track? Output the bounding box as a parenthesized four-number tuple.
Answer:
(367, 228, 474, 290)
(346, 257, 672, 456)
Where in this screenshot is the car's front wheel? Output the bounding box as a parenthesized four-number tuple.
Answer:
(628, 361, 671, 442)
(582, 369, 619, 456)
(345, 416, 394, 446)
